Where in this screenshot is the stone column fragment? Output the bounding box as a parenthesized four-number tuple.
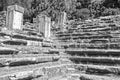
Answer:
(37, 14, 51, 38)
(6, 5, 24, 30)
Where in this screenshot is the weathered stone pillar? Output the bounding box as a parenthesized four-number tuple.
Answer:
(62, 12, 67, 25)
(37, 14, 51, 38)
(6, 5, 24, 30)
(58, 12, 67, 30)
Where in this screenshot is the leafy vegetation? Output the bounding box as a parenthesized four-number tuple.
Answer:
(0, 0, 120, 22)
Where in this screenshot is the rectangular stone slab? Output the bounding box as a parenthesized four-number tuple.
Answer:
(2, 40, 27, 45)
(0, 56, 60, 67)
(6, 5, 24, 30)
(69, 56, 120, 65)
(75, 64, 120, 75)
(0, 47, 19, 54)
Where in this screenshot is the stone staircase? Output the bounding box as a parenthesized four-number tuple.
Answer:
(54, 15, 120, 80)
(0, 26, 68, 80)
(1, 15, 120, 80)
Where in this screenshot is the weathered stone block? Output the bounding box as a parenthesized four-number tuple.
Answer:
(37, 14, 51, 38)
(57, 12, 67, 30)
(6, 5, 24, 30)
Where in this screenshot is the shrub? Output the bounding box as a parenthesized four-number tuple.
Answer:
(102, 8, 120, 16)
(76, 8, 90, 20)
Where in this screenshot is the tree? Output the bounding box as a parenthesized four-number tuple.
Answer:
(88, 1, 106, 18)
(102, 8, 120, 16)
(103, 0, 120, 8)
(76, 8, 90, 20)
(77, 0, 91, 8)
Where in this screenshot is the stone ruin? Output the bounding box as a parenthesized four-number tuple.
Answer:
(0, 5, 74, 80)
(6, 5, 24, 30)
(36, 14, 51, 39)
(1, 4, 120, 80)
(57, 12, 67, 31)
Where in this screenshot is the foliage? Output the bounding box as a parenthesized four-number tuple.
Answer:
(71, 8, 90, 20)
(102, 8, 120, 16)
(1, 0, 120, 21)
(103, 0, 120, 8)
(76, 0, 91, 8)
(88, 1, 106, 18)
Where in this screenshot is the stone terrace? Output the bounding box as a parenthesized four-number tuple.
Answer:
(0, 5, 120, 80)
(54, 15, 120, 80)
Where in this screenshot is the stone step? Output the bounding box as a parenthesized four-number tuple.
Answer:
(0, 47, 19, 55)
(78, 73, 120, 80)
(0, 31, 43, 42)
(12, 34, 43, 41)
(69, 56, 120, 65)
(0, 63, 73, 80)
(2, 39, 27, 45)
(63, 43, 120, 50)
(67, 73, 120, 80)
(0, 56, 60, 67)
(66, 49, 120, 57)
(44, 72, 120, 80)
(48, 49, 59, 54)
(2, 45, 55, 54)
(0, 54, 59, 58)
(75, 64, 120, 76)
